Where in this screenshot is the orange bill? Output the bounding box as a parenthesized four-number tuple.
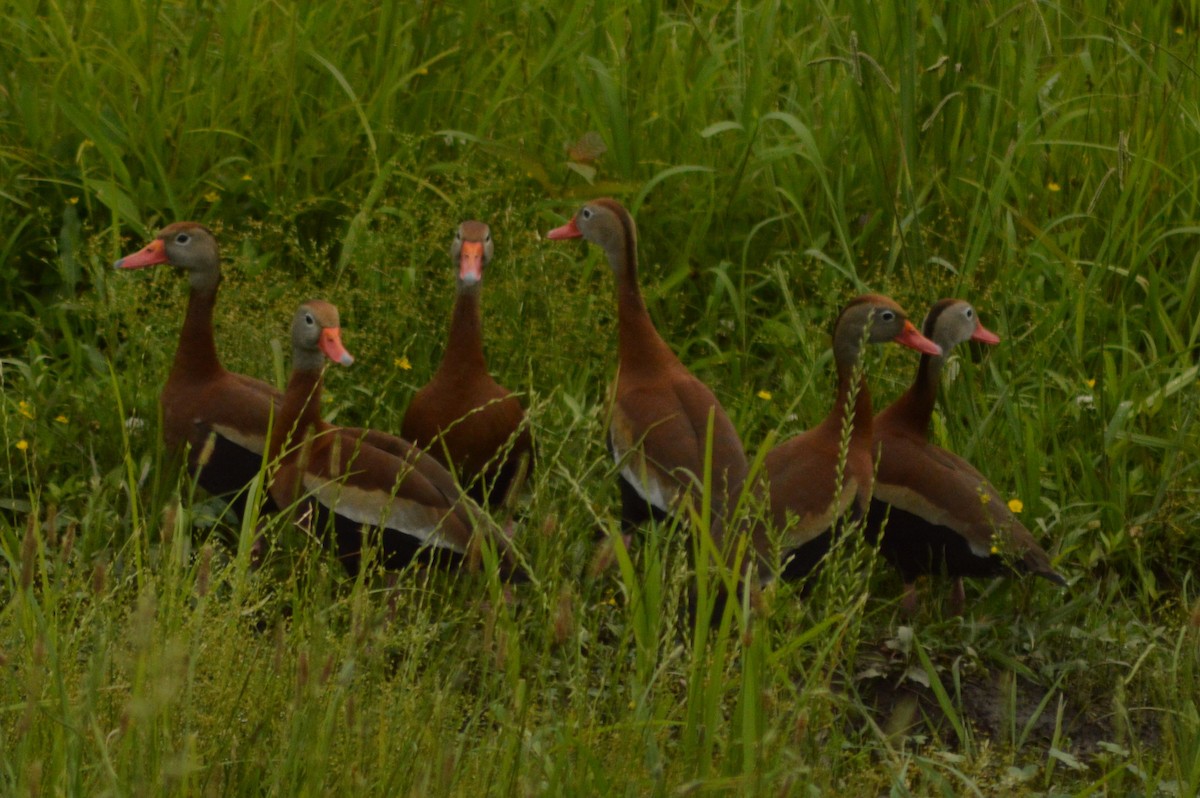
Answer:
(114, 238, 168, 269)
(319, 328, 354, 366)
(546, 218, 582, 240)
(894, 320, 942, 356)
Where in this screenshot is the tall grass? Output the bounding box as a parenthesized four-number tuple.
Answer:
(2, 0, 1199, 793)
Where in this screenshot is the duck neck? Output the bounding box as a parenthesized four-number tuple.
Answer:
(829, 357, 874, 446)
(904, 353, 943, 430)
(826, 330, 874, 446)
(439, 284, 486, 375)
(272, 364, 324, 462)
(609, 236, 673, 373)
(168, 282, 223, 383)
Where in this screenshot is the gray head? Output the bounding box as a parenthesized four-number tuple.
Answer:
(546, 198, 637, 274)
(452, 220, 494, 288)
(114, 222, 222, 291)
(922, 298, 1001, 356)
(832, 294, 942, 366)
(290, 300, 354, 373)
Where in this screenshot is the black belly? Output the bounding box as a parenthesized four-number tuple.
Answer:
(469, 452, 528, 510)
(866, 498, 1010, 582)
(309, 501, 464, 577)
(189, 432, 278, 516)
(779, 530, 832, 582)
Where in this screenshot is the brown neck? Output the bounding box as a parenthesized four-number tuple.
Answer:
(892, 353, 942, 437)
(613, 247, 676, 373)
(271, 367, 325, 463)
(438, 285, 486, 375)
(825, 361, 874, 447)
(167, 284, 223, 383)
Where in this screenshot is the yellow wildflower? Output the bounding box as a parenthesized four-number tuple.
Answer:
(15, 440, 29, 451)
(1047, 180, 1061, 192)
(17, 401, 34, 419)
(989, 544, 1000, 555)
(241, 173, 253, 181)
(1086, 378, 1096, 389)
(68, 196, 79, 205)
(1007, 498, 1024, 514)
(54, 415, 68, 424)
(394, 356, 412, 370)
(203, 190, 220, 203)
(757, 390, 773, 401)
(979, 492, 991, 505)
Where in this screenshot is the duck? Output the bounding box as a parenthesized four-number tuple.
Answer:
(116, 222, 424, 516)
(401, 221, 533, 508)
(547, 199, 749, 549)
(115, 223, 280, 513)
(867, 298, 1066, 615)
(268, 300, 515, 577)
(751, 294, 942, 582)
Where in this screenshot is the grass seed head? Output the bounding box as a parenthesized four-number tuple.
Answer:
(44, 504, 57, 547)
(319, 653, 335, 687)
(61, 522, 75, 562)
(195, 544, 213, 598)
(793, 708, 810, 744)
(553, 586, 574, 647)
(196, 432, 217, 469)
(160, 502, 178, 549)
(91, 561, 106, 596)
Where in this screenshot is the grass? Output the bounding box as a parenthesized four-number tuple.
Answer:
(2, 0, 1200, 793)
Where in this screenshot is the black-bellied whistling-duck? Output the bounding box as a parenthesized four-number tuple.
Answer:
(401, 221, 533, 508)
(268, 300, 514, 577)
(752, 294, 941, 581)
(115, 223, 279, 512)
(547, 199, 749, 547)
(867, 298, 1066, 615)
(116, 223, 411, 515)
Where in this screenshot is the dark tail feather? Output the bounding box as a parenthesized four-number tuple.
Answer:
(1037, 567, 1068, 588)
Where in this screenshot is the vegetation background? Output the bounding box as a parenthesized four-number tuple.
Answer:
(2, 0, 1198, 794)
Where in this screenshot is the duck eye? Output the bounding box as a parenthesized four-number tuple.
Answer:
(175, 233, 190, 245)
(581, 207, 594, 220)
(455, 229, 462, 240)
(880, 310, 895, 322)
(485, 231, 492, 242)
(304, 313, 315, 326)
(965, 307, 974, 318)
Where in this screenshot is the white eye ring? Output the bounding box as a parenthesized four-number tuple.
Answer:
(455, 229, 462, 240)
(304, 313, 315, 325)
(581, 207, 594, 220)
(175, 233, 190, 244)
(965, 307, 974, 318)
(880, 310, 896, 322)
